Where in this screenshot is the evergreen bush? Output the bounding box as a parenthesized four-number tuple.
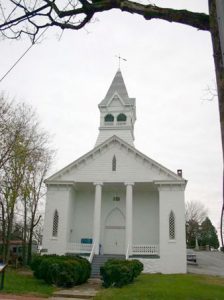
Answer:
(130, 259, 144, 277)
(73, 256, 91, 284)
(30, 254, 91, 287)
(100, 259, 143, 288)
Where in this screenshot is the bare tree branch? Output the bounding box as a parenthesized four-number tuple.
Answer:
(186, 201, 208, 224)
(0, 1, 210, 41)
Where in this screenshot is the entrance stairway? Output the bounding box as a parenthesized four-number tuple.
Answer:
(91, 254, 125, 278)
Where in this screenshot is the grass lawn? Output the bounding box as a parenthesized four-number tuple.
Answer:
(0, 267, 56, 298)
(94, 273, 224, 300)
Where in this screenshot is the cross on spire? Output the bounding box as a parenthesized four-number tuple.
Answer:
(115, 54, 127, 69)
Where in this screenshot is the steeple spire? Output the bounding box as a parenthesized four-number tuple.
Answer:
(95, 69, 136, 147)
(99, 69, 132, 107)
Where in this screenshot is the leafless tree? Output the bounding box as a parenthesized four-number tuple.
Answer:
(0, 1, 223, 246)
(185, 200, 208, 248)
(23, 148, 52, 265)
(0, 100, 30, 262)
(0, 98, 53, 263)
(185, 201, 208, 224)
(0, 95, 20, 170)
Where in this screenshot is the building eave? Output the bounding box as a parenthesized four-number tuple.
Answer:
(44, 180, 76, 186)
(154, 180, 187, 186)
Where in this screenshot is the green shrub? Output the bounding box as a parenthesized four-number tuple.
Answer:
(72, 256, 91, 284)
(130, 259, 144, 278)
(39, 257, 57, 282)
(30, 255, 43, 277)
(100, 259, 143, 288)
(30, 254, 91, 287)
(48, 260, 80, 287)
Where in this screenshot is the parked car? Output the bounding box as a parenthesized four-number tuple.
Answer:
(187, 249, 197, 263)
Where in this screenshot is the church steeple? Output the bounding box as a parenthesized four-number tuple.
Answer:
(95, 70, 136, 147)
(102, 69, 129, 104)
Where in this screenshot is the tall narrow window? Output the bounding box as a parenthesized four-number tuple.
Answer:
(169, 211, 175, 240)
(52, 210, 59, 237)
(112, 155, 116, 171)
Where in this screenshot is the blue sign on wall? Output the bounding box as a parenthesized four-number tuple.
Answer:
(81, 238, 93, 244)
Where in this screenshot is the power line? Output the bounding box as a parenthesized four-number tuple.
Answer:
(0, 2, 71, 84)
(0, 27, 48, 83)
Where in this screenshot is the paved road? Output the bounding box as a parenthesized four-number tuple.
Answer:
(187, 251, 224, 276)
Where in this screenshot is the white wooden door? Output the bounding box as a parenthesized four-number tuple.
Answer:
(103, 208, 125, 254)
(104, 227, 125, 254)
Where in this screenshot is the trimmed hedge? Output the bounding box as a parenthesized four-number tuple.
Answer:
(30, 255, 91, 287)
(100, 259, 143, 288)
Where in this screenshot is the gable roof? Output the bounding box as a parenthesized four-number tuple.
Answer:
(99, 69, 135, 107)
(46, 135, 186, 184)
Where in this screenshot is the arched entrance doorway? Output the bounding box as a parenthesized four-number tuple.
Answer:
(103, 208, 125, 254)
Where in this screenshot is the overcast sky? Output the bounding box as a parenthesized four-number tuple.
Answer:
(0, 1, 222, 232)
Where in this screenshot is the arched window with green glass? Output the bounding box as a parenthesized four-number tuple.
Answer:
(104, 114, 114, 122)
(117, 113, 127, 122)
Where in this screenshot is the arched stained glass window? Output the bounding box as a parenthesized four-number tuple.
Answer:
(112, 155, 116, 171)
(52, 210, 59, 237)
(117, 113, 127, 122)
(169, 211, 175, 240)
(104, 114, 114, 122)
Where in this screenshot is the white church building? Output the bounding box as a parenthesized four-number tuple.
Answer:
(42, 70, 187, 274)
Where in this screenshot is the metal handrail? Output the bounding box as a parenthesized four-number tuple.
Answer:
(88, 243, 95, 263)
(125, 244, 130, 260)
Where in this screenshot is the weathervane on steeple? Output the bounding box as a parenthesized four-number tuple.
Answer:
(115, 54, 127, 69)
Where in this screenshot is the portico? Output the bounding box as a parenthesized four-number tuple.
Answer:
(57, 180, 160, 257)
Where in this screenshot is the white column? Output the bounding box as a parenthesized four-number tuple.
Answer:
(93, 182, 103, 255)
(125, 182, 134, 256)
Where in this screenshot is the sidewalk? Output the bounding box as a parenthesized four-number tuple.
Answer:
(0, 278, 102, 300)
(0, 296, 45, 300)
(49, 278, 101, 300)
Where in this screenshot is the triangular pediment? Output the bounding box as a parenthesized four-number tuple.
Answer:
(107, 93, 125, 107)
(46, 136, 186, 185)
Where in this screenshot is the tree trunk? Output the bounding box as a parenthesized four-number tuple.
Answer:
(27, 225, 33, 265)
(208, 0, 224, 249)
(5, 212, 13, 263)
(0, 201, 6, 262)
(22, 198, 27, 265)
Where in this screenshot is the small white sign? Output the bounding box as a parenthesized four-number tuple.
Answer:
(0, 264, 6, 272)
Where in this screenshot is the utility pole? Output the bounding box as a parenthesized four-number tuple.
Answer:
(216, 0, 224, 250)
(216, 0, 224, 64)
